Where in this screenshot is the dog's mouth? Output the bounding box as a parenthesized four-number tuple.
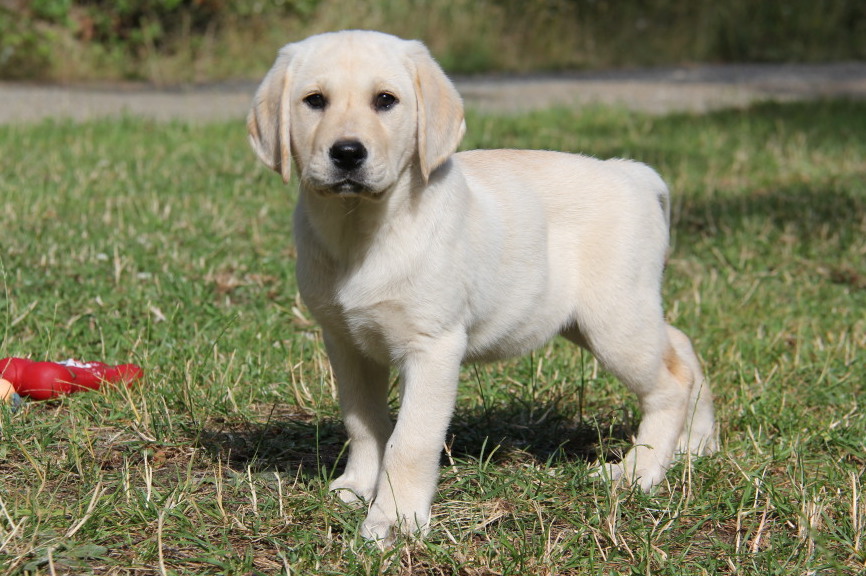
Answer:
(333, 179, 368, 195)
(309, 177, 385, 200)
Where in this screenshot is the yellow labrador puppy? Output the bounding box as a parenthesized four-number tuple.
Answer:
(248, 30, 717, 544)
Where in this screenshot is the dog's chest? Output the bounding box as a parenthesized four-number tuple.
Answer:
(337, 289, 420, 364)
(303, 265, 424, 364)
(343, 304, 403, 363)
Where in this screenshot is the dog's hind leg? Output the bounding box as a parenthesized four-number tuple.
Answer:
(667, 325, 717, 456)
(325, 333, 393, 504)
(564, 310, 715, 490)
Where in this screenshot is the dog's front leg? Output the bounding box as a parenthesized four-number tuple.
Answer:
(360, 331, 465, 545)
(325, 333, 393, 504)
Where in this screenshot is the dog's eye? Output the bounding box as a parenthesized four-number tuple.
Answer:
(374, 92, 398, 111)
(303, 93, 327, 110)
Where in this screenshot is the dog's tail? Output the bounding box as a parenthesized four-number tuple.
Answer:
(645, 166, 672, 262)
(655, 171, 671, 231)
(609, 159, 672, 267)
(644, 165, 672, 263)
(615, 159, 671, 230)
(641, 164, 671, 231)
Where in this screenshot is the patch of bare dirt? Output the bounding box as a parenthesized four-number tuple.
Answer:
(1, 62, 864, 124)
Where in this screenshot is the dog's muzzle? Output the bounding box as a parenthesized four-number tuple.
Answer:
(329, 140, 368, 172)
(322, 139, 379, 196)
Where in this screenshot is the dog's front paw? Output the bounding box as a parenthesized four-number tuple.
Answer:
(329, 473, 377, 506)
(359, 504, 396, 548)
(360, 498, 430, 548)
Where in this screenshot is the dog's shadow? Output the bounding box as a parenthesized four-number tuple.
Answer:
(196, 399, 635, 481)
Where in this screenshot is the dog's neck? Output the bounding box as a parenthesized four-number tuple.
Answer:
(294, 161, 461, 270)
(299, 193, 387, 263)
(296, 171, 425, 266)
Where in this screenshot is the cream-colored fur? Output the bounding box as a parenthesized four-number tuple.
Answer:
(248, 30, 717, 545)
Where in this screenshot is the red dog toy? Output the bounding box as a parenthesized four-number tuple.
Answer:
(0, 357, 143, 401)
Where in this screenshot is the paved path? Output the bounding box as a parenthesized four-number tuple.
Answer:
(1, 62, 864, 124)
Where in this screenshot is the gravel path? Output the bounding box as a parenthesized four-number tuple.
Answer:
(1, 62, 864, 124)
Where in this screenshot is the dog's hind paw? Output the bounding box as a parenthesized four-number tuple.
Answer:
(677, 409, 719, 456)
(676, 427, 719, 457)
(589, 448, 668, 492)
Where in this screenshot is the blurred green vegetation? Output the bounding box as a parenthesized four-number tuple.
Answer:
(1, 0, 865, 81)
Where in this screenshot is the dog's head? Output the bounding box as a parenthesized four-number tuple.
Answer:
(247, 30, 465, 198)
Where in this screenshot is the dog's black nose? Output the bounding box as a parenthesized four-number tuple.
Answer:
(329, 140, 367, 171)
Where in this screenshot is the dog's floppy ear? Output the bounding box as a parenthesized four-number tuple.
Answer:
(408, 41, 466, 182)
(247, 45, 295, 183)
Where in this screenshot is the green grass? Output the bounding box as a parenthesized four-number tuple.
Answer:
(1, 100, 865, 574)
